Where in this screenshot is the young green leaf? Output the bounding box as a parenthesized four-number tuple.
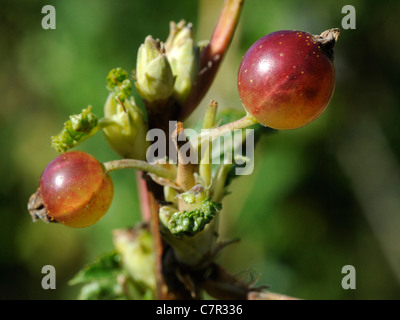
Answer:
(51, 106, 100, 153)
(69, 251, 122, 286)
(77, 278, 126, 300)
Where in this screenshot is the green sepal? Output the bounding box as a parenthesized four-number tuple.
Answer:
(102, 93, 149, 160)
(165, 20, 200, 106)
(51, 106, 100, 153)
(178, 184, 208, 208)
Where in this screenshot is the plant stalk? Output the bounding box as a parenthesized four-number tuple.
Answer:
(199, 100, 218, 187)
(179, 0, 244, 120)
(193, 113, 258, 153)
(104, 159, 177, 181)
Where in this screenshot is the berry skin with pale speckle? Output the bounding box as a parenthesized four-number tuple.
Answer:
(39, 151, 114, 228)
(237, 30, 336, 130)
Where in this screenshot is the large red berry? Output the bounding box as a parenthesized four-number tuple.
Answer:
(39, 151, 114, 228)
(237, 29, 339, 130)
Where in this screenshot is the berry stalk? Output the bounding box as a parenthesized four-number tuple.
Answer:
(104, 159, 177, 181)
(199, 100, 218, 187)
(194, 113, 258, 150)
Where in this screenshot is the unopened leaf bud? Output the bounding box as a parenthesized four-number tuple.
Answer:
(51, 106, 100, 153)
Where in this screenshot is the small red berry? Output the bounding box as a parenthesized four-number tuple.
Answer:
(237, 29, 339, 130)
(39, 151, 114, 228)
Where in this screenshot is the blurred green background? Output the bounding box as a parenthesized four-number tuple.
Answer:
(1, 0, 400, 299)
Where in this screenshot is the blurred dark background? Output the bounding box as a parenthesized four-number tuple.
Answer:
(1, 0, 400, 299)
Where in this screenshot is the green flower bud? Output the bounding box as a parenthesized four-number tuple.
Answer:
(159, 205, 178, 231)
(177, 184, 208, 212)
(165, 20, 200, 106)
(51, 106, 100, 153)
(135, 36, 175, 104)
(163, 186, 178, 205)
(103, 93, 149, 160)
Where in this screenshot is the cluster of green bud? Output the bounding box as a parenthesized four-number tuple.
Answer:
(103, 68, 150, 160)
(160, 197, 222, 238)
(159, 185, 222, 267)
(135, 20, 199, 107)
(51, 106, 100, 153)
(159, 185, 222, 237)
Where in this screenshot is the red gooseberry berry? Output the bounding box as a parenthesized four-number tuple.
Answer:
(237, 29, 339, 130)
(38, 151, 114, 228)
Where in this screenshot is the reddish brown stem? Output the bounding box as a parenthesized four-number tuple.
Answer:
(179, 0, 244, 120)
(139, 0, 244, 300)
(136, 171, 151, 222)
(136, 172, 169, 298)
(147, 191, 168, 298)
